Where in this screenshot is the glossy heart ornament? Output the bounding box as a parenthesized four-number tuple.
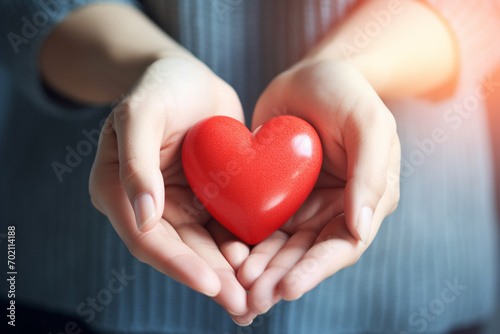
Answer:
(182, 115, 322, 245)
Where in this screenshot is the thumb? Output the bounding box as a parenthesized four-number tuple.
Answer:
(113, 99, 166, 232)
(343, 101, 397, 245)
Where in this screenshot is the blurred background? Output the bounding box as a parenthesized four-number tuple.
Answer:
(483, 64, 500, 334)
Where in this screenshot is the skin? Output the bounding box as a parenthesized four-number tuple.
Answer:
(40, 0, 457, 326)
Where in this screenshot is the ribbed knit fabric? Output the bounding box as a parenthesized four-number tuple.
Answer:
(0, 1, 499, 333)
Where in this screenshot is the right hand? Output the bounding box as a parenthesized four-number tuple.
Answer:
(237, 59, 401, 317)
(89, 57, 250, 320)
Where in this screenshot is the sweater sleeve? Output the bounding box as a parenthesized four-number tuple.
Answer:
(0, 0, 140, 119)
(424, 0, 500, 94)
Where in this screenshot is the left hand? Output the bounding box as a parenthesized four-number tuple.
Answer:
(89, 57, 250, 319)
(233, 59, 401, 323)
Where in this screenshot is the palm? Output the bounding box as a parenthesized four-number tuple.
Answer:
(236, 59, 400, 315)
(236, 126, 353, 314)
(90, 57, 250, 317)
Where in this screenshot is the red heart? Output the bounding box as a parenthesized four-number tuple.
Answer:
(182, 115, 322, 245)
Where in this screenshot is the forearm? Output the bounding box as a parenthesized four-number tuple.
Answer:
(304, 0, 458, 99)
(40, 2, 194, 104)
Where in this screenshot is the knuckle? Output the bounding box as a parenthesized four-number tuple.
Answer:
(88, 180, 104, 213)
(346, 252, 362, 268)
(364, 172, 388, 200)
(386, 172, 401, 214)
(383, 111, 397, 135)
(119, 157, 143, 188)
(391, 185, 401, 210)
(88, 179, 97, 199)
(100, 113, 115, 135)
(89, 192, 100, 211)
(221, 83, 242, 109)
(126, 238, 147, 264)
(389, 198, 400, 215)
(220, 79, 238, 97)
(389, 200, 399, 215)
(113, 99, 133, 123)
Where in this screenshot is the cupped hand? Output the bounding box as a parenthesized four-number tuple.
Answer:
(236, 59, 401, 319)
(89, 57, 251, 320)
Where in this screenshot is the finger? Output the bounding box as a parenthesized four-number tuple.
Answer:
(89, 116, 119, 215)
(247, 267, 284, 314)
(247, 230, 317, 314)
(207, 220, 250, 271)
(237, 231, 289, 290)
(230, 311, 259, 327)
(279, 215, 357, 301)
(133, 222, 222, 297)
(176, 222, 249, 316)
(281, 183, 397, 301)
(113, 96, 167, 232)
(343, 97, 397, 245)
(90, 126, 221, 297)
(281, 187, 345, 234)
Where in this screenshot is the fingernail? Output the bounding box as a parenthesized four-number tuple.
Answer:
(202, 289, 218, 298)
(226, 309, 238, 316)
(134, 193, 155, 231)
(357, 206, 373, 245)
(231, 317, 253, 327)
(225, 308, 245, 316)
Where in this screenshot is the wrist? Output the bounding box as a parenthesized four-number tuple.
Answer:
(301, 45, 390, 98)
(341, 53, 390, 98)
(150, 47, 197, 63)
(291, 52, 388, 100)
